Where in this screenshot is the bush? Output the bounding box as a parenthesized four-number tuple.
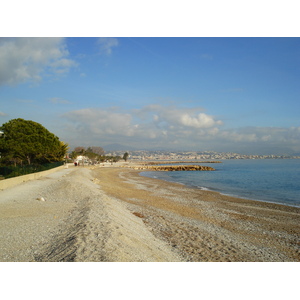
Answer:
(0, 161, 64, 179)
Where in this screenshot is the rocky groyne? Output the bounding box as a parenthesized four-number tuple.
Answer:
(145, 161, 222, 165)
(124, 165, 215, 171)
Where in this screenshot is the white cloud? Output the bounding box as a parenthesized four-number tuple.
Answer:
(63, 104, 224, 147)
(0, 111, 7, 116)
(213, 126, 300, 153)
(0, 37, 77, 85)
(135, 104, 222, 129)
(180, 113, 222, 128)
(61, 105, 300, 154)
(64, 108, 133, 137)
(97, 38, 119, 55)
(220, 130, 257, 142)
(50, 58, 77, 74)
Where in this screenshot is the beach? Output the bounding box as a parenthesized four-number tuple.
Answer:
(0, 163, 299, 262)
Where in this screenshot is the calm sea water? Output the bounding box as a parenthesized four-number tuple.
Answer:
(141, 159, 300, 208)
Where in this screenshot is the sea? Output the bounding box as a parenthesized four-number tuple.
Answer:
(140, 159, 300, 208)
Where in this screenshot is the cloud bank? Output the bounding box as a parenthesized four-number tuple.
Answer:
(0, 37, 76, 85)
(62, 104, 300, 154)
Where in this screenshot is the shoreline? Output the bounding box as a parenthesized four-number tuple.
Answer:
(140, 170, 300, 209)
(92, 165, 300, 261)
(108, 164, 300, 214)
(137, 159, 300, 209)
(1, 163, 299, 262)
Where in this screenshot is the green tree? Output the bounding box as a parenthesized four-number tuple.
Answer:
(113, 155, 121, 162)
(70, 151, 78, 160)
(72, 146, 105, 163)
(0, 118, 68, 166)
(123, 152, 129, 161)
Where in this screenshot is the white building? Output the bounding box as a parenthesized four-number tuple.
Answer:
(75, 155, 90, 164)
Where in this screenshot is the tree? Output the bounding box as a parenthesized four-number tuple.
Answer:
(74, 146, 86, 153)
(90, 146, 104, 156)
(0, 118, 68, 166)
(73, 146, 105, 162)
(70, 151, 78, 160)
(123, 152, 129, 161)
(113, 156, 121, 162)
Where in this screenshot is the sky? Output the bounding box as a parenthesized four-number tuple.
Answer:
(1, 37, 300, 154)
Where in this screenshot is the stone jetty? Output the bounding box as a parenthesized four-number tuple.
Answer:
(146, 161, 222, 165)
(125, 165, 215, 171)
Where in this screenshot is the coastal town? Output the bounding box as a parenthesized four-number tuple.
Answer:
(105, 150, 300, 161)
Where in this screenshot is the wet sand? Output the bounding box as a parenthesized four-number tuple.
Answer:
(91, 166, 300, 261)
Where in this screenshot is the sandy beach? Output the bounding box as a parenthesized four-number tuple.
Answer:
(0, 163, 299, 262)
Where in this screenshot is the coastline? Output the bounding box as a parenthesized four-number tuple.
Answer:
(139, 159, 300, 209)
(92, 165, 300, 262)
(0, 163, 299, 262)
(141, 171, 300, 209)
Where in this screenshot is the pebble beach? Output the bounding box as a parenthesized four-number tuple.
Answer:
(0, 162, 299, 262)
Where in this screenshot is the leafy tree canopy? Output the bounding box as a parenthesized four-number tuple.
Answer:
(0, 118, 68, 165)
(123, 152, 129, 161)
(72, 146, 105, 160)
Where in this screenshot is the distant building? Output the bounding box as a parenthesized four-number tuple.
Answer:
(75, 155, 89, 164)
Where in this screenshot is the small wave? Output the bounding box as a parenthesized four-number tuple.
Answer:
(198, 187, 209, 191)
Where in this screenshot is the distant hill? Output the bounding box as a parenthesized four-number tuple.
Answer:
(103, 143, 136, 152)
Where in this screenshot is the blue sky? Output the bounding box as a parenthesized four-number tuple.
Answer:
(1, 37, 300, 154)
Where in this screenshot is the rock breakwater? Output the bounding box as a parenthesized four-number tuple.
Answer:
(146, 161, 222, 165)
(125, 165, 215, 171)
